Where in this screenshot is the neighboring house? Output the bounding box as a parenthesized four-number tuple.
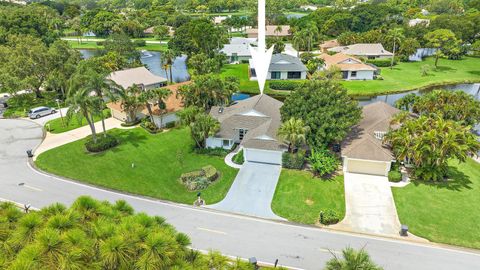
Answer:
(319, 39, 340, 53)
(301, 5, 318, 11)
(221, 38, 258, 63)
(328, 43, 393, 59)
(207, 94, 287, 165)
(108, 67, 167, 91)
(213, 16, 228, 24)
(341, 102, 400, 176)
(107, 82, 188, 128)
(229, 37, 257, 45)
(319, 53, 376, 80)
(143, 27, 154, 35)
(246, 25, 291, 38)
(408, 18, 430, 27)
(249, 53, 307, 80)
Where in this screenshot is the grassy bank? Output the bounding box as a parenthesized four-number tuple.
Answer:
(392, 159, 480, 249)
(272, 170, 345, 224)
(35, 128, 237, 204)
(66, 40, 168, 52)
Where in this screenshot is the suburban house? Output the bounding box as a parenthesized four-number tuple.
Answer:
(341, 102, 400, 176)
(229, 37, 257, 45)
(319, 39, 340, 53)
(319, 53, 376, 80)
(328, 43, 393, 59)
(408, 18, 430, 27)
(249, 53, 307, 80)
(213, 16, 228, 24)
(246, 25, 291, 38)
(108, 67, 167, 90)
(206, 94, 287, 165)
(143, 26, 175, 37)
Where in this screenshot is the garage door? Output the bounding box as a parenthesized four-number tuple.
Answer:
(244, 148, 282, 165)
(346, 158, 389, 176)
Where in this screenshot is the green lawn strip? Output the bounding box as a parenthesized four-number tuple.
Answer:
(3, 92, 60, 118)
(392, 159, 480, 249)
(35, 128, 238, 204)
(342, 57, 480, 96)
(272, 169, 345, 224)
(66, 40, 168, 52)
(45, 109, 111, 134)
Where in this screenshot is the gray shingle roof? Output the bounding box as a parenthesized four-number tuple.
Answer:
(269, 54, 307, 72)
(209, 94, 286, 151)
(220, 44, 251, 57)
(108, 67, 167, 89)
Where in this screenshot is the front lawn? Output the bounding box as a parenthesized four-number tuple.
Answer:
(3, 92, 60, 118)
(342, 57, 480, 96)
(272, 169, 345, 224)
(392, 159, 480, 249)
(45, 109, 111, 134)
(35, 128, 238, 204)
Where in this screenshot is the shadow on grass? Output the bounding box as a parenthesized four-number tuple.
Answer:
(411, 166, 472, 191)
(434, 66, 456, 72)
(468, 70, 480, 76)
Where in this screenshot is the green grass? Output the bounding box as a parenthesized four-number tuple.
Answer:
(342, 57, 480, 96)
(3, 92, 60, 118)
(45, 110, 111, 134)
(392, 159, 480, 249)
(272, 169, 345, 224)
(66, 40, 168, 52)
(35, 128, 238, 204)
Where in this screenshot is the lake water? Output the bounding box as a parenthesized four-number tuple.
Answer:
(79, 50, 190, 83)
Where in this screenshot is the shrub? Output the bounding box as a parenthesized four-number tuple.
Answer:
(121, 118, 141, 127)
(133, 40, 146, 47)
(282, 151, 305, 169)
(269, 81, 302, 91)
(388, 170, 402, 182)
(366, 58, 396, 67)
(240, 59, 249, 64)
(194, 147, 229, 156)
(202, 165, 218, 181)
(319, 209, 340, 225)
(141, 119, 159, 133)
(184, 177, 210, 191)
(96, 41, 105, 46)
(308, 148, 339, 176)
(180, 170, 204, 183)
(165, 121, 176, 129)
(85, 135, 119, 152)
(232, 150, 244, 165)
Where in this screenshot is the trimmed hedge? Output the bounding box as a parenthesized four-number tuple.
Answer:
(232, 150, 244, 165)
(85, 135, 119, 153)
(165, 121, 176, 129)
(194, 147, 229, 156)
(366, 58, 397, 67)
(282, 151, 305, 169)
(319, 209, 340, 225)
(202, 165, 218, 181)
(133, 40, 146, 47)
(179, 166, 218, 191)
(269, 81, 302, 91)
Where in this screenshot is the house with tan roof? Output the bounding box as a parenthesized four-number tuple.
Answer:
(320, 53, 376, 80)
(108, 66, 167, 90)
(206, 94, 287, 165)
(341, 102, 400, 176)
(246, 25, 291, 38)
(319, 39, 339, 53)
(328, 43, 393, 59)
(107, 82, 188, 128)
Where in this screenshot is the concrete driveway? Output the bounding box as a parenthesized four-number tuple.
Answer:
(208, 162, 283, 220)
(332, 172, 402, 237)
(29, 108, 68, 126)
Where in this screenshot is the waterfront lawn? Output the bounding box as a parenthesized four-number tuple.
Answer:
(66, 40, 168, 51)
(35, 128, 238, 204)
(392, 159, 480, 249)
(272, 169, 345, 224)
(343, 56, 480, 96)
(45, 109, 111, 134)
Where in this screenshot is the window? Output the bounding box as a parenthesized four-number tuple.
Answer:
(287, 72, 301, 79)
(239, 129, 248, 140)
(271, 71, 281, 79)
(351, 71, 357, 78)
(374, 131, 386, 140)
(222, 139, 230, 147)
(342, 71, 349, 79)
(250, 68, 257, 77)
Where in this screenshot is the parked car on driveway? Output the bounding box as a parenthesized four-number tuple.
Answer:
(28, 107, 56, 119)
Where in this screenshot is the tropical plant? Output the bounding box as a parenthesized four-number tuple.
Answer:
(384, 28, 404, 69)
(421, 64, 430, 76)
(277, 118, 310, 153)
(189, 113, 220, 148)
(162, 49, 177, 82)
(66, 84, 101, 143)
(394, 93, 419, 111)
(308, 148, 339, 177)
(118, 84, 143, 124)
(424, 29, 461, 68)
(385, 115, 480, 181)
(324, 247, 383, 270)
(312, 66, 342, 81)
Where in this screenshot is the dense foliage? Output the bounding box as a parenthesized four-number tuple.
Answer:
(325, 247, 383, 270)
(308, 148, 339, 177)
(281, 80, 361, 148)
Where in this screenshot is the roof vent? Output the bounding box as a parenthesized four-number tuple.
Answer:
(218, 107, 224, 113)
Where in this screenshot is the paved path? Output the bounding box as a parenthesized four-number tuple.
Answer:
(2, 119, 480, 270)
(208, 162, 283, 220)
(332, 173, 404, 238)
(33, 117, 124, 159)
(224, 147, 243, 169)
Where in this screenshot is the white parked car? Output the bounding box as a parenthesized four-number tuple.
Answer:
(28, 106, 56, 119)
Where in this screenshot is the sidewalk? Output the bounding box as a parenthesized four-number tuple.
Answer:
(33, 117, 125, 160)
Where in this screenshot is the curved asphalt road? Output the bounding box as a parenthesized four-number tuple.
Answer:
(1, 119, 479, 270)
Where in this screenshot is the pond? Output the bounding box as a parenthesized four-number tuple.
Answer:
(79, 50, 190, 83)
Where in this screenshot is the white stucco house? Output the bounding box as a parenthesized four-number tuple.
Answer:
(206, 94, 287, 165)
(220, 38, 257, 63)
(249, 53, 307, 80)
(320, 53, 376, 80)
(328, 43, 393, 59)
(341, 102, 400, 176)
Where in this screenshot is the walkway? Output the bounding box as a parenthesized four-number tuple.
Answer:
(33, 117, 124, 159)
(332, 172, 403, 237)
(224, 147, 243, 169)
(208, 162, 283, 220)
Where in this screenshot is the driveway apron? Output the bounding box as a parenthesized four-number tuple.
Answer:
(208, 161, 283, 220)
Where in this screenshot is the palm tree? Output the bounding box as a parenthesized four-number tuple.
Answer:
(138, 90, 155, 124)
(386, 28, 404, 69)
(277, 118, 310, 153)
(66, 86, 99, 143)
(190, 113, 220, 148)
(274, 25, 283, 38)
(162, 49, 176, 83)
(292, 31, 307, 57)
(325, 247, 383, 270)
(118, 85, 143, 124)
(150, 87, 172, 128)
